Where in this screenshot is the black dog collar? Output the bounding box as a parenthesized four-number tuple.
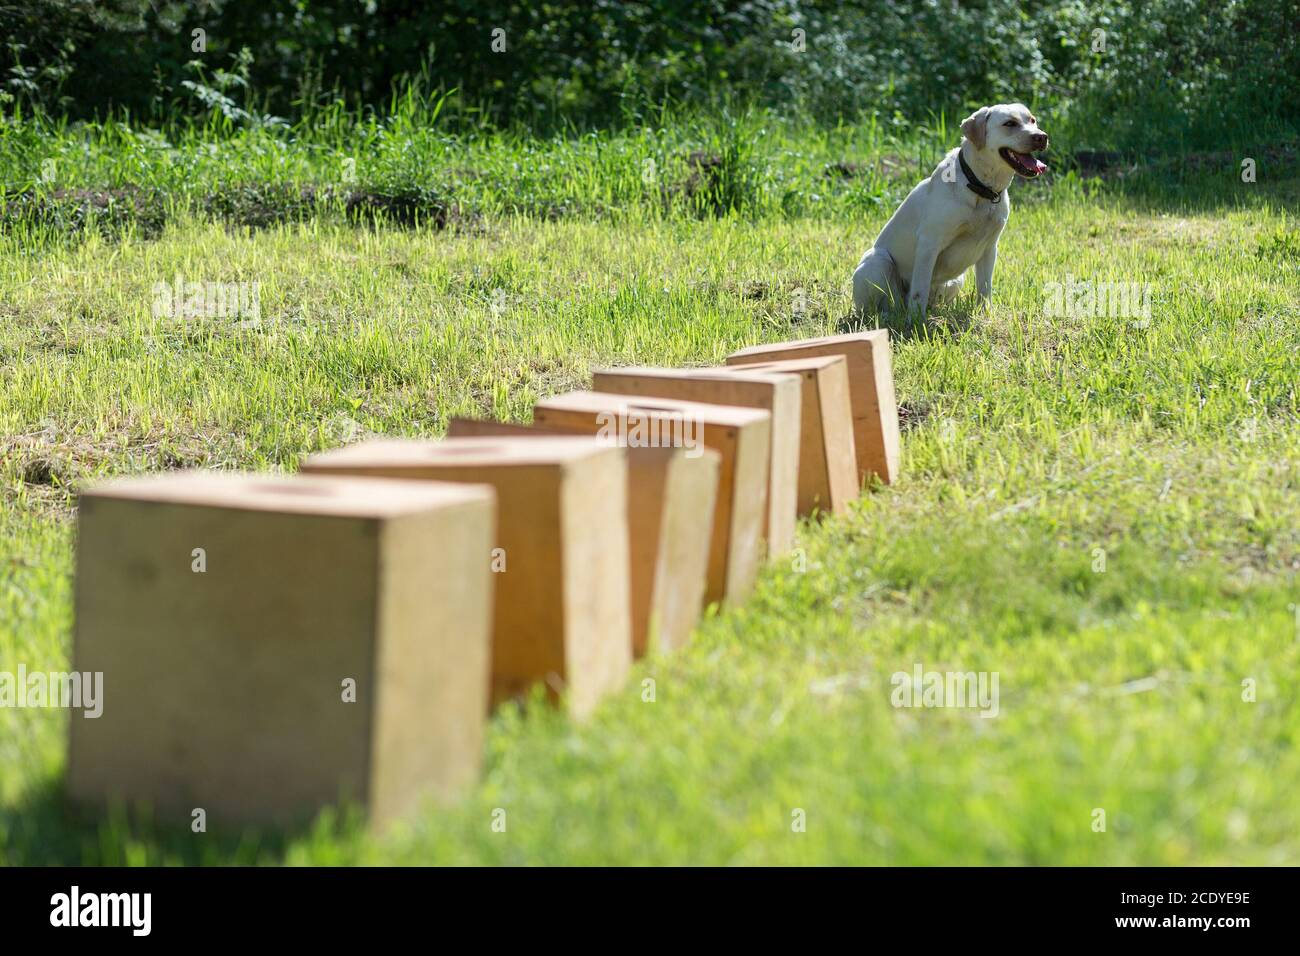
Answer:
(958, 148, 1003, 203)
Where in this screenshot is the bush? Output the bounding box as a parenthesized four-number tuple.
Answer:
(2, 0, 1296, 148)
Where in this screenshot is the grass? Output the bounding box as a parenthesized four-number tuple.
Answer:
(18, 94, 1283, 237)
(1, 111, 1298, 864)
(0, 103, 907, 229)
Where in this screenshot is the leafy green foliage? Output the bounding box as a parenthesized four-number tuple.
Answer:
(3, 0, 1297, 148)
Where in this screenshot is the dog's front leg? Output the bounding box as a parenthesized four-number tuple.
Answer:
(907, 236, 941, 317)
(975, 242, 997, 304)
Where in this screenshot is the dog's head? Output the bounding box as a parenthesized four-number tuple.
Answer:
(961, 103, 1049, 177)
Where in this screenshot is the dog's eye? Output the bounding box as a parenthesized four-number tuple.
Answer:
(1003, 120, 1018, 127)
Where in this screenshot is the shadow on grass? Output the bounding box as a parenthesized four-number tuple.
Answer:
(838, 298, 978, 343)
(0, 773, 351, 865)
(1020, 143, 1300, 216)
(1102, 174, 1297, 217)
(0, 184, 469, 244)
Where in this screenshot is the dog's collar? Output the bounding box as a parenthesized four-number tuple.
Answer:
(959, 147, 1003, 203)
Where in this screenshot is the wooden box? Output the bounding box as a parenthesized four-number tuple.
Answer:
(718, 356, 857, 516)
(727, 329, 901, 485)
(446, 417, 718, 656)
(302, 436, 632, 717)
(67, 471, 495, 829)
(589, 366, 799, 557)
(622, 445, 718, 654)
(533, 391, 770, 605)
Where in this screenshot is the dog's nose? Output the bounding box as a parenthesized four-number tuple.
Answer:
(1033, 132, 1049, 151)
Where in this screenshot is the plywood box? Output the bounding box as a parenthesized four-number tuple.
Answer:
(617, 445, 718, 655)
(718, 356, 857, 517)
(67, 470, 496, 830)
(727, 329, 900, 485)
(302, 436, 631, 717)
(589, 367, 799, 557)
(533, 391, 769, 606)
(447, 417, 718, 657)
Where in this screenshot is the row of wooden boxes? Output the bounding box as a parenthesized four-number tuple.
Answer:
(67, 330, 901, 829)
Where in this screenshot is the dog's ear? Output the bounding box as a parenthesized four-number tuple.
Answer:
(961, 107, 991, 149)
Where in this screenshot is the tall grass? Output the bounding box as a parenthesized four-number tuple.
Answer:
(7, 82, 1292, 244)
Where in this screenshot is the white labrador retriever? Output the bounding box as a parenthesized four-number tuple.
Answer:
(852, 103, 1048, 318)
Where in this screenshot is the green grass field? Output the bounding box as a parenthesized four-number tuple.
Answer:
(1, 116, 1298, 864)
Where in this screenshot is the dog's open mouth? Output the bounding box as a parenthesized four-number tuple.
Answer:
(999, 147, 1048, 177)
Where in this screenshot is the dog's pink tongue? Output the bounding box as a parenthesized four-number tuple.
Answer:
(1032, 156, 1048, 173)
